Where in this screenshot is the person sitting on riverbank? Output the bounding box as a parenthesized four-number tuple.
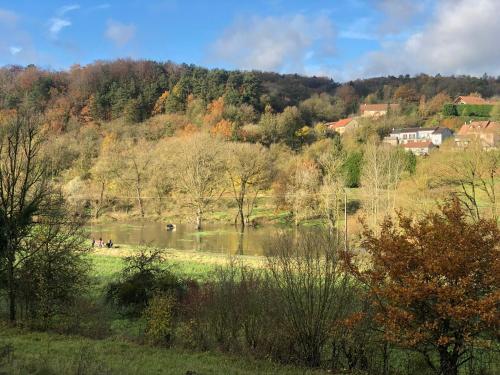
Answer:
(98, 238, 103, 248)
(106, 239, 113, 248)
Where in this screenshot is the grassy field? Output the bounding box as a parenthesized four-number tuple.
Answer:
(1, 247, 309, 375)
(0, 324, 325, 375)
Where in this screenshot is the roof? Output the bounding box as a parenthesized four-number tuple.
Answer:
(402, 141, 434, 149)
(390, 127, 426, 134)
(360, 103, 400, 112)
(328, 118, 354, 129)
(454, 96, 489, 105)
(458, 121, 500, 135)
(390, 127, 451, 135)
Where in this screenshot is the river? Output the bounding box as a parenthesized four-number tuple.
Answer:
(88, 221, 322, 256)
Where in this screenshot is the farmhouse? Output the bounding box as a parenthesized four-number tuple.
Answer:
(453, 95, 489, 105)
(455, 120, 500, 149)
(359, 103, 399, 117)
(326, 118, 359, 135)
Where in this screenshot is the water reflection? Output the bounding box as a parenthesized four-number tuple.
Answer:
(88, 222, 318, 256)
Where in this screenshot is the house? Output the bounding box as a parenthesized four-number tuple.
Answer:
(402, 141, 436, 156)
(385, 127, 453, 146)
(453, 95, 489, 105)
(359, 103, 399, 117)
(326, 118, 359, 135)
(455, 120, 500, 149)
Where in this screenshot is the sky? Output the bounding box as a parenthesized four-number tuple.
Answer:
(0, 0, 499, 81)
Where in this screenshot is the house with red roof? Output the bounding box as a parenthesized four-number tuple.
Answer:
(402, 141, 436, 156)
(453, 95, 489, 105)
(455, 120, 500, 149)
(326, 118, 359, 135)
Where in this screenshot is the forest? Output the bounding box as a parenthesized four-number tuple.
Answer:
(0, 59, 499, 375)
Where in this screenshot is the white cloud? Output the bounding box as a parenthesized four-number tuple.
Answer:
(210, 14, 335, 73)
(374, 0, 425, 34)
(57, 4, 80, 16)
(48, 17, 72, 38)
(105, 20, 136, 47)
(358, 0, 500, 77)
(9, 46, 22, 55)
(89, 4, 110, 11)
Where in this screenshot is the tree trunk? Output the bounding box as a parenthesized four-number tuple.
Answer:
(439, 347, 459, 375)
(196, 208, 202, 230)
(7, 251, 16, 322)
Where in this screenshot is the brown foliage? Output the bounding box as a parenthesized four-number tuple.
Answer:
(347, 199, 500, 374)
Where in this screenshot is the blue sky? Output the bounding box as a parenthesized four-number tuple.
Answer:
(1, 0, 499, 80)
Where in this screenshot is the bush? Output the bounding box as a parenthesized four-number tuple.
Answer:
(143, 293, 176, 346)
(105, 247, 187, 316)
(442, 103, 458, 116)
(15, 223, 90, 329)
(443, 103, 492, 117)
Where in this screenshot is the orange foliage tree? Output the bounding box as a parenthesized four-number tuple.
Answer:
(347, 199, 499, 375)
(203, 97, 225, 127)
(210, 119, 233, 140)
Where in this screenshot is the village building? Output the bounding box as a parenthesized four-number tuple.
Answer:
(384, 127, 453, 146)
(326, 117, 359, 135)
(455, 120, 500, 149)
(359, 103, 399, 117)
(453, 95, 490, 105)
(402, 141, 436, 156)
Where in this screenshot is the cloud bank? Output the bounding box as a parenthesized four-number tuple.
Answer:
(210, 14, 335, 73)
(358, 0, 500, 77)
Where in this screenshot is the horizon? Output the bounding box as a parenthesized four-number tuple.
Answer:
(1, 0, 499, 82)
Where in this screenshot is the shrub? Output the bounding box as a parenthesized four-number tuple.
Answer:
(105, 247, 187, 316)
(442, 103, 458, 116)
(15, 223, 90, 329)
(143, 293, 176, 346)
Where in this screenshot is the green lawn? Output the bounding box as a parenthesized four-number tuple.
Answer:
(0, 325, 324, 375)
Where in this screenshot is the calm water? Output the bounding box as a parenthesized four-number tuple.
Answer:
(88, 222, 319, 256)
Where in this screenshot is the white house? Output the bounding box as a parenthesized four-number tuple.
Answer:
(386, 127, 453, 146)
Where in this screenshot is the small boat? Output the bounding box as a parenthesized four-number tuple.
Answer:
(166, 223, 176, 231)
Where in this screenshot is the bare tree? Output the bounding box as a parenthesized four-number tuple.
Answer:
(361, 140, 406, 228)
(442, 142, 499, 221)
(121, 139, 152, 218)
(265, 231, 350, 367)
(285, 158, 321, 226)
(317, 145, 346, 232)
(170, 133, 226, 229)
(226, 142, 272, 228)
(0, 110, 49, 322)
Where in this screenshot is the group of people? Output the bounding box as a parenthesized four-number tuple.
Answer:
(92, 238, 113, 249)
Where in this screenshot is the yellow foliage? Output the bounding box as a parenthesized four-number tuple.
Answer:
(153, 91, 170, 115)
(143, 293, 176, 346)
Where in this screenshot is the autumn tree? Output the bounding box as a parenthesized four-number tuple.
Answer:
(170, 133, 226, 229)
(225, 142, 272, 228)
(348, 199, 499, 375)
